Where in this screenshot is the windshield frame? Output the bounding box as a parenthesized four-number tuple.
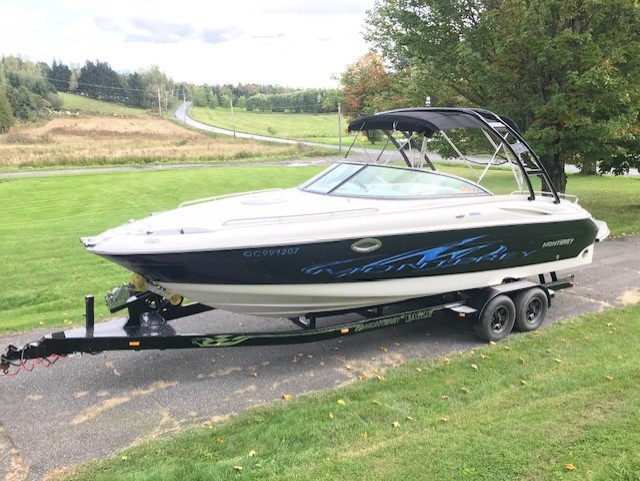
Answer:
(300, 162, 493, 200)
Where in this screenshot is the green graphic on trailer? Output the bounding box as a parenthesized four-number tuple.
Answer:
(192, 335, 250, 347)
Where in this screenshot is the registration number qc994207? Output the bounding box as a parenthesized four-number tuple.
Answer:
(243, 247, 300, 258)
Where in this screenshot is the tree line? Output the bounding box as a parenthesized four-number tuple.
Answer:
(0, 56, 342, 133)
(0, 56, 177, 129)
(190, 85, 341, 113)
(340, 0, 640, 187)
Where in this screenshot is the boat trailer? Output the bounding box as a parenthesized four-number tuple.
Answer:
(1, 273, 574, 375)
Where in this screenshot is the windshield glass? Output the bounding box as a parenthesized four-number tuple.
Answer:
(302, 163, 490, 198)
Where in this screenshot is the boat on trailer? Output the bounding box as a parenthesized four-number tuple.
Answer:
(1, 107, 610, 372)
(81, 107, 608, 317)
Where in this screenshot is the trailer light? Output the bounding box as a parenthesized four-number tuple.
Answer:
(129, 341, 140, 347)
(341, 328, 349, 334)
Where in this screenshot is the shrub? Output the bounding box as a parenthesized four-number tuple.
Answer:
(47, 93, 63, 111)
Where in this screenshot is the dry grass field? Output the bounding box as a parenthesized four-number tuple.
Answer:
(0, 116, 324, 169)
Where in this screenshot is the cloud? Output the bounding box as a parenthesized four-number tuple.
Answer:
(251, 33, 285, 40)
(202, 27, 243, 44)
(95, 16, 243, 45)
(4, 1, 372, 88)
(127, 17, 197, 43)
(262, 0, 367, 16)
(94, 17, 121, 32)
(95, 16, 199, 43)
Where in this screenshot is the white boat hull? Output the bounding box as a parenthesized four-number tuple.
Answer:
(160, 247, 594, 317)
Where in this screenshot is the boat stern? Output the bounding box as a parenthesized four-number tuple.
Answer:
(594, 219, 610, 242)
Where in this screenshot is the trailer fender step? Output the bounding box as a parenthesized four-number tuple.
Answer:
(446, 304, 478, 318)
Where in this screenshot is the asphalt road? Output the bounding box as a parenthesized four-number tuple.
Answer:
(1, 234, 639, 480)
(173, 101, 640, 176)
(174, 101, 341, 149)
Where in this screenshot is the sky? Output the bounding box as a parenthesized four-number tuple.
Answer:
(0, 0, 375, 89)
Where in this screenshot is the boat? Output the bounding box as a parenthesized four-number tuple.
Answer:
(81, 108, 609, 317)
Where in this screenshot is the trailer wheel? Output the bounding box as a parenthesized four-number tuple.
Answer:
(476, 295, 516, 342)
(513, 288, 548, 332)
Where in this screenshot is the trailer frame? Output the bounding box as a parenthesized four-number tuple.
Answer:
(1, 273, 574, 373)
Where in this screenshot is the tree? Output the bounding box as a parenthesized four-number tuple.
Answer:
(321, 89, 343, 112)
(140, 65, 174, 111)
(597, 121, 640, 175)
(340, 53, 392, 119)
(0, 86, 14, 131)
(77, 60, 124, 100)
(0, 56, 61, 120)
(50, 60, 72, 92)
(193, 85, 216, 108)
(366, 0, 640, 192)
(126, 72, 145, 108)
(69, 70, 79, 92)
(220, 94, 232, 108)
(6, 85, 38, 120)
(339, 53, 411, 142)
(219, 85, 234, 106)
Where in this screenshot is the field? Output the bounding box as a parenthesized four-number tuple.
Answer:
(190, 106, 349, 145)
(58, 302, 640, 481)
(1, 166, 638, 334)
(0, 116, 328, 170)
(0, 93, 330, 171)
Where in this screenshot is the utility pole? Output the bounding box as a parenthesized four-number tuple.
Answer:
(230, 97, 236, 138)
(183, 88, 187, 124)
(338, 103, 342, 154)
(157, 87, 162, 115)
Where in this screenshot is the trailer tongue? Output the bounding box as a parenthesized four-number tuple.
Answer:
(1, 274, 574, 376)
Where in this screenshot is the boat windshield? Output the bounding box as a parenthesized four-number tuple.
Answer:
(301, 163, 490, 198)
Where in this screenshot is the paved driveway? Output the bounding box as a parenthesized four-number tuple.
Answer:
(1, 234, 639, 480)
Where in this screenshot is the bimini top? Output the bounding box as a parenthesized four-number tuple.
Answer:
(348, 107, 521, 137)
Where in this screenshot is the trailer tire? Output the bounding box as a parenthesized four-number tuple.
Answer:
(513, 287, 548, 332)
(476, 295, 516, 342)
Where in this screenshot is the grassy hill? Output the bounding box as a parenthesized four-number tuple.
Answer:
(0, 110, 329, 171)
(190, 106, 348, 145)
(59, 93, 148, 116)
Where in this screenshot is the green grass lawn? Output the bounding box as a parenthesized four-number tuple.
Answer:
(57, 303, 640, 481)
(59, 93, 148, 116)
(1, 167, 638, 334)
(0, 166, 324, 333)
(190, 106, 348, 143)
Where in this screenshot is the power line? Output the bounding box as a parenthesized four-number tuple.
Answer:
(1, 71, 164, 93)
(2, 72, 348, 111)
(2, 72, 340, 99)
